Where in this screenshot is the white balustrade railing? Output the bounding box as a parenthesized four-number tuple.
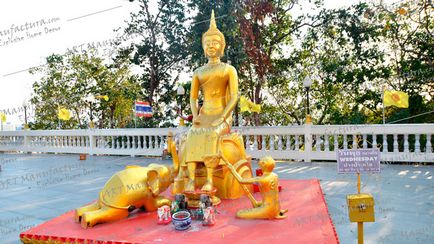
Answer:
(0, 124, 433, 162)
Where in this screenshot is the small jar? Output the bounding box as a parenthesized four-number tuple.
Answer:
(172, 211, 192, 231)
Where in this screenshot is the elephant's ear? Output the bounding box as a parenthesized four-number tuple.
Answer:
(147, 170, 160, 196)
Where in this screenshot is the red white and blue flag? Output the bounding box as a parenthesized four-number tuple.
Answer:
(135, 101, 153, 117)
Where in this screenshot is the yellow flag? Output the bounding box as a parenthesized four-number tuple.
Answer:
(384, 90, 409, 108)
(58, 108, 72, 121)
(0, 112, 6, 123)
(251, 103, 261, 113)
(397, 7, 407, 15)
(240, 96, 250, 112)
(239, 96, 261, 113)
(96, 95, 109, 101)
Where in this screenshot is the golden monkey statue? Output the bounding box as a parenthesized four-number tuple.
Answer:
(223, 156, 288, 219)
(168, 10, 253, 203)
(75, 164, 173, 228)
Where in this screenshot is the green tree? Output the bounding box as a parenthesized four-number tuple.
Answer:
(265, 1, 433, 125)
(29, 50, 142, 129)
(123, 0, 190, 127)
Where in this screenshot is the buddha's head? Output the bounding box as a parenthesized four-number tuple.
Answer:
(202, 10, 226, 58)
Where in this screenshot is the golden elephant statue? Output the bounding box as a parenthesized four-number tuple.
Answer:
(168, 131, 253, 199)
(75, 164, 173, 228)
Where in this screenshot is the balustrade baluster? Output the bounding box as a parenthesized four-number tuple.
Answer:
(333, 134, 338, 151)
(316, 135, 321, 151)
(426, 134, 432, 153)
(352, 135, 357, 149)
(261, 135, 266, 151)
(276, 136, 281, 150)
(286, 135, 291, 150)
(404, 134, 409, 152)
(363, 134, 367, 149)
(155, 136, 159, 149)
(383, 134, 388, 152)
(295, 135, 299, 150)
(270, 135, 275, 151)
(324, 135, 330, 152)
(415, 134, 420, 153)
(372, 134, 377, 149)
(132, 136, 137, 149)
(393, 134, 398, 152)
(343, 135, 348, 149)
(253, 135, 258, 151)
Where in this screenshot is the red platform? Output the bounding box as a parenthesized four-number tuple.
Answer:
(20, 179, 339, 244)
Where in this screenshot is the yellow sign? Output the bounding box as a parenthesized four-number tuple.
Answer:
(384, 90, 409, 108)
(347, 193, 375, 222)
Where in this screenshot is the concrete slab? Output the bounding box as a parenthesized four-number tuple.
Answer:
(0, 153, 433, 244)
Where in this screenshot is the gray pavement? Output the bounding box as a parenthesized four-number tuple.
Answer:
(0, 153, 433, 244)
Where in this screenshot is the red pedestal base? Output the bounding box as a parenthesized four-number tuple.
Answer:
(20, 179, 339, 244)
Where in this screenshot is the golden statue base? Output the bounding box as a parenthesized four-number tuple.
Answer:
(183, 188, 221, 208)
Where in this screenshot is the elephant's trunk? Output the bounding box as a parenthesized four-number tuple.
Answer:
(167, 132, 180, 174)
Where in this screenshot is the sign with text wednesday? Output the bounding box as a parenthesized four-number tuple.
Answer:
(337, 149, 381, 173)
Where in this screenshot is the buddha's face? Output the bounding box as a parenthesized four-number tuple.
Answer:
(203, 35, 223, 58)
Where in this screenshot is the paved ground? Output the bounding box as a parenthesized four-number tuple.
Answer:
(0, 153, 432, 244)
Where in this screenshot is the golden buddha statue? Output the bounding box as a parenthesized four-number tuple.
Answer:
(168, 10, 252, 205)
(184, 10, 239, 192)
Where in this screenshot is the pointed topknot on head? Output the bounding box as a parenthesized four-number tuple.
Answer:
(202, 9, 226, 55)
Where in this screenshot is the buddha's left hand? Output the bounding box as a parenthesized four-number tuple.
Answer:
(211, 117, 225, 127)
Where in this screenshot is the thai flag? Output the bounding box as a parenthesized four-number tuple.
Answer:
(135, 101, 153, 117)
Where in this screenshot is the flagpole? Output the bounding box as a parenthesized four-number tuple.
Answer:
(382, 85, 385, 124)
(133, 106, 137, 129)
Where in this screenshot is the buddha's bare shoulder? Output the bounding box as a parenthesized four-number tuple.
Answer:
(193, 63, 236, 74)
(223, 63, 237, 74)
